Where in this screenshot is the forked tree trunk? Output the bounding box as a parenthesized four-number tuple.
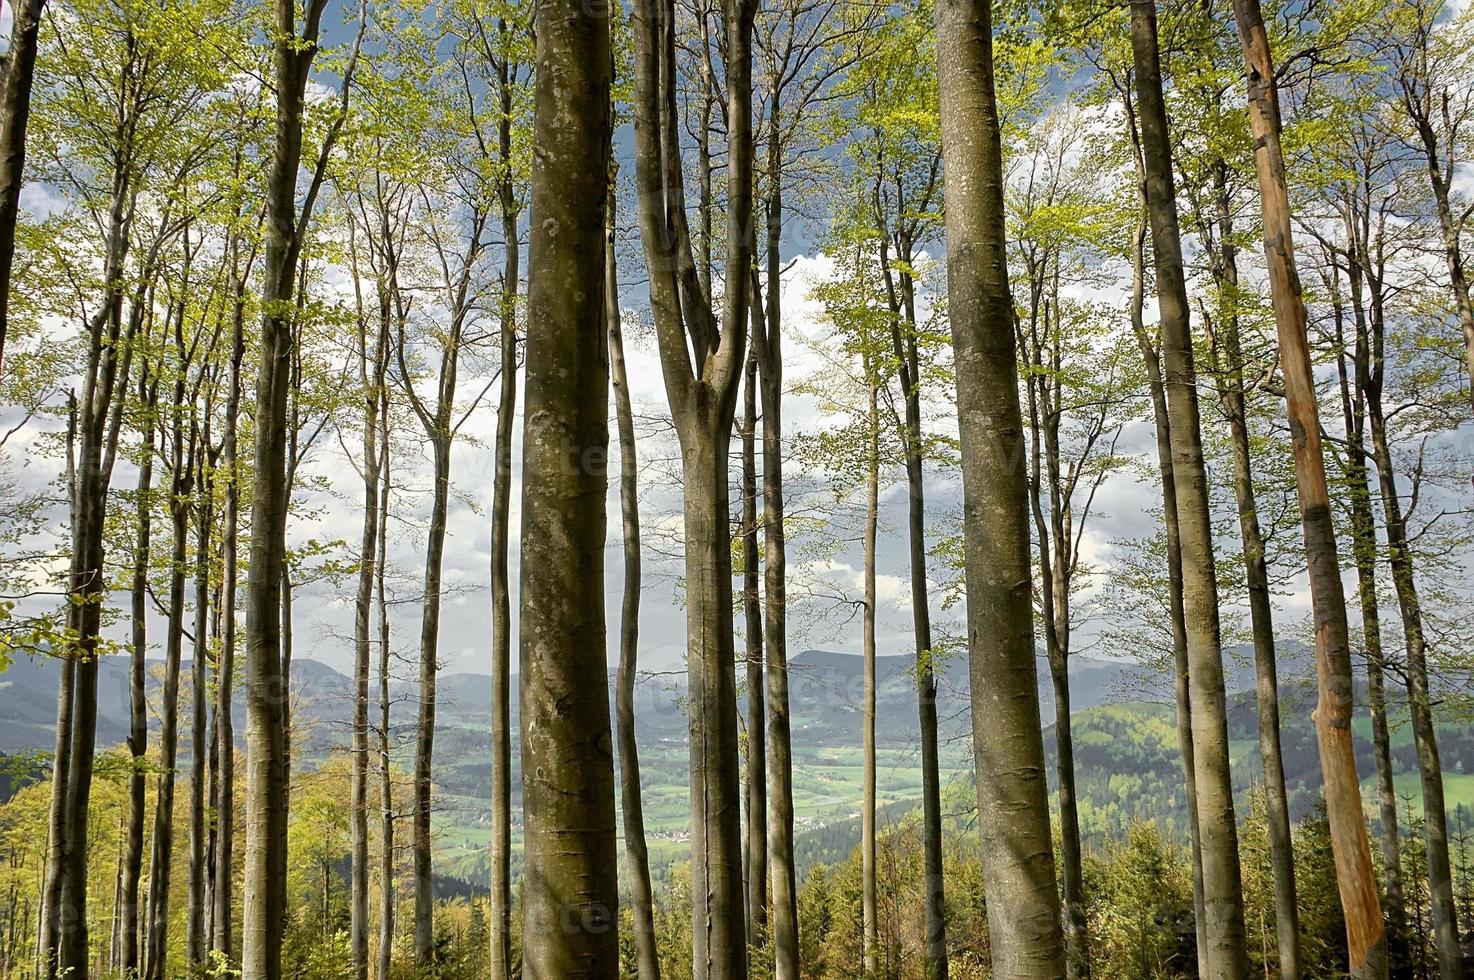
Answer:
(1232, 0, 1388, 973)
(933, 0, 1064, 971)
(629, 0, 757, 970)
(610, 209, 660, 980)
(517, 3, 616, 970)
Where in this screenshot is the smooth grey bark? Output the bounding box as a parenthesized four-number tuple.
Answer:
(0, 0, 44, 379)
(1232, 0, 1390, 972)
(933, 0, 1064, 971)
(1117, 85, 1209, 967)
(1131, 2, 1251, 974)
(610, 208, 661, 980)
(517, 0, 617, 969)
(630, 0, 757, 971)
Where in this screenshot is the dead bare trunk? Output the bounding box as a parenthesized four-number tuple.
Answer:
(517, 3, 617, 969)
(934, 0, 1064, 971)
(1232, 0, 1388, 973)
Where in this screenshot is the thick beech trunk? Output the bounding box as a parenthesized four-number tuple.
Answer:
(933, 0, 1064, 971)
(517, 4, 616, 970)
(1232, 0, 1388, 974)
(741, 338, 766, 948)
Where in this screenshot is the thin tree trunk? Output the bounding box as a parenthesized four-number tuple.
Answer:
(741, 334, 766, 948)
(243, 0, 340, 972)
(629, 0, 756, 969)
(861, 349, 880, 978)
(933, 0, 1064, 971)
(517, 3, 617, 969)
(1234, 1, 1392, 974)
(375, 396, 394, 980)
(0, 0, 44, 378)
(1132, 3, 1252, 974)
(488, 49, 520, 978)
(1202, 166, 1300, 979)
(187, 448, 213, 966)
(1331, 267, 1407, 972)
(412, 435, 450, 966)
(123, 371, 158, 978)
(213, 263, 245, 961)
(145, 410, 196, 980)
(610, 208, 661, 980)
(350, 274, 386, 980)
(755, 168, 799, 980)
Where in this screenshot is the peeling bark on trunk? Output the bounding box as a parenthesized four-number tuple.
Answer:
(517, 2, 616, 970)
(933, 0, 1064, 971)
(1232, 0, 1387, 973)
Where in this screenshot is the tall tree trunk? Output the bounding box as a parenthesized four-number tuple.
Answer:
(187, 451, 213, 967)
(213, 248, 245, 963)
(610, 209, 661, 980)
(413, 435, 450, 967)
(1232, 1, 1388, 974)
(123, 371, 158, 978)
(488, 57, 520, 980)
(629, 0, 756, 970)
(146, 413, 196, 980)
(1203, 166, 1301, 980)
(244, 0, 338, 972)
(350, 293, 386, 980)
(1131, 3, 1251, 974)
(1119, 102, 1209, 967)
(741, 333, 766, 949)
(861, 349, 880, 978)
(517, 2, 616, 969)
(1331, 269, 1407, 972)
(933, 0, 1064, 971)
(0, 0, 44, 378)
(375, 398, 394, 980)
(755, 158, 799, 980)
(1362, 298, 1458, 980)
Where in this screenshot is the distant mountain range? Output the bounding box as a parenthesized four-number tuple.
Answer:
(0, 643, 1294, 759)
